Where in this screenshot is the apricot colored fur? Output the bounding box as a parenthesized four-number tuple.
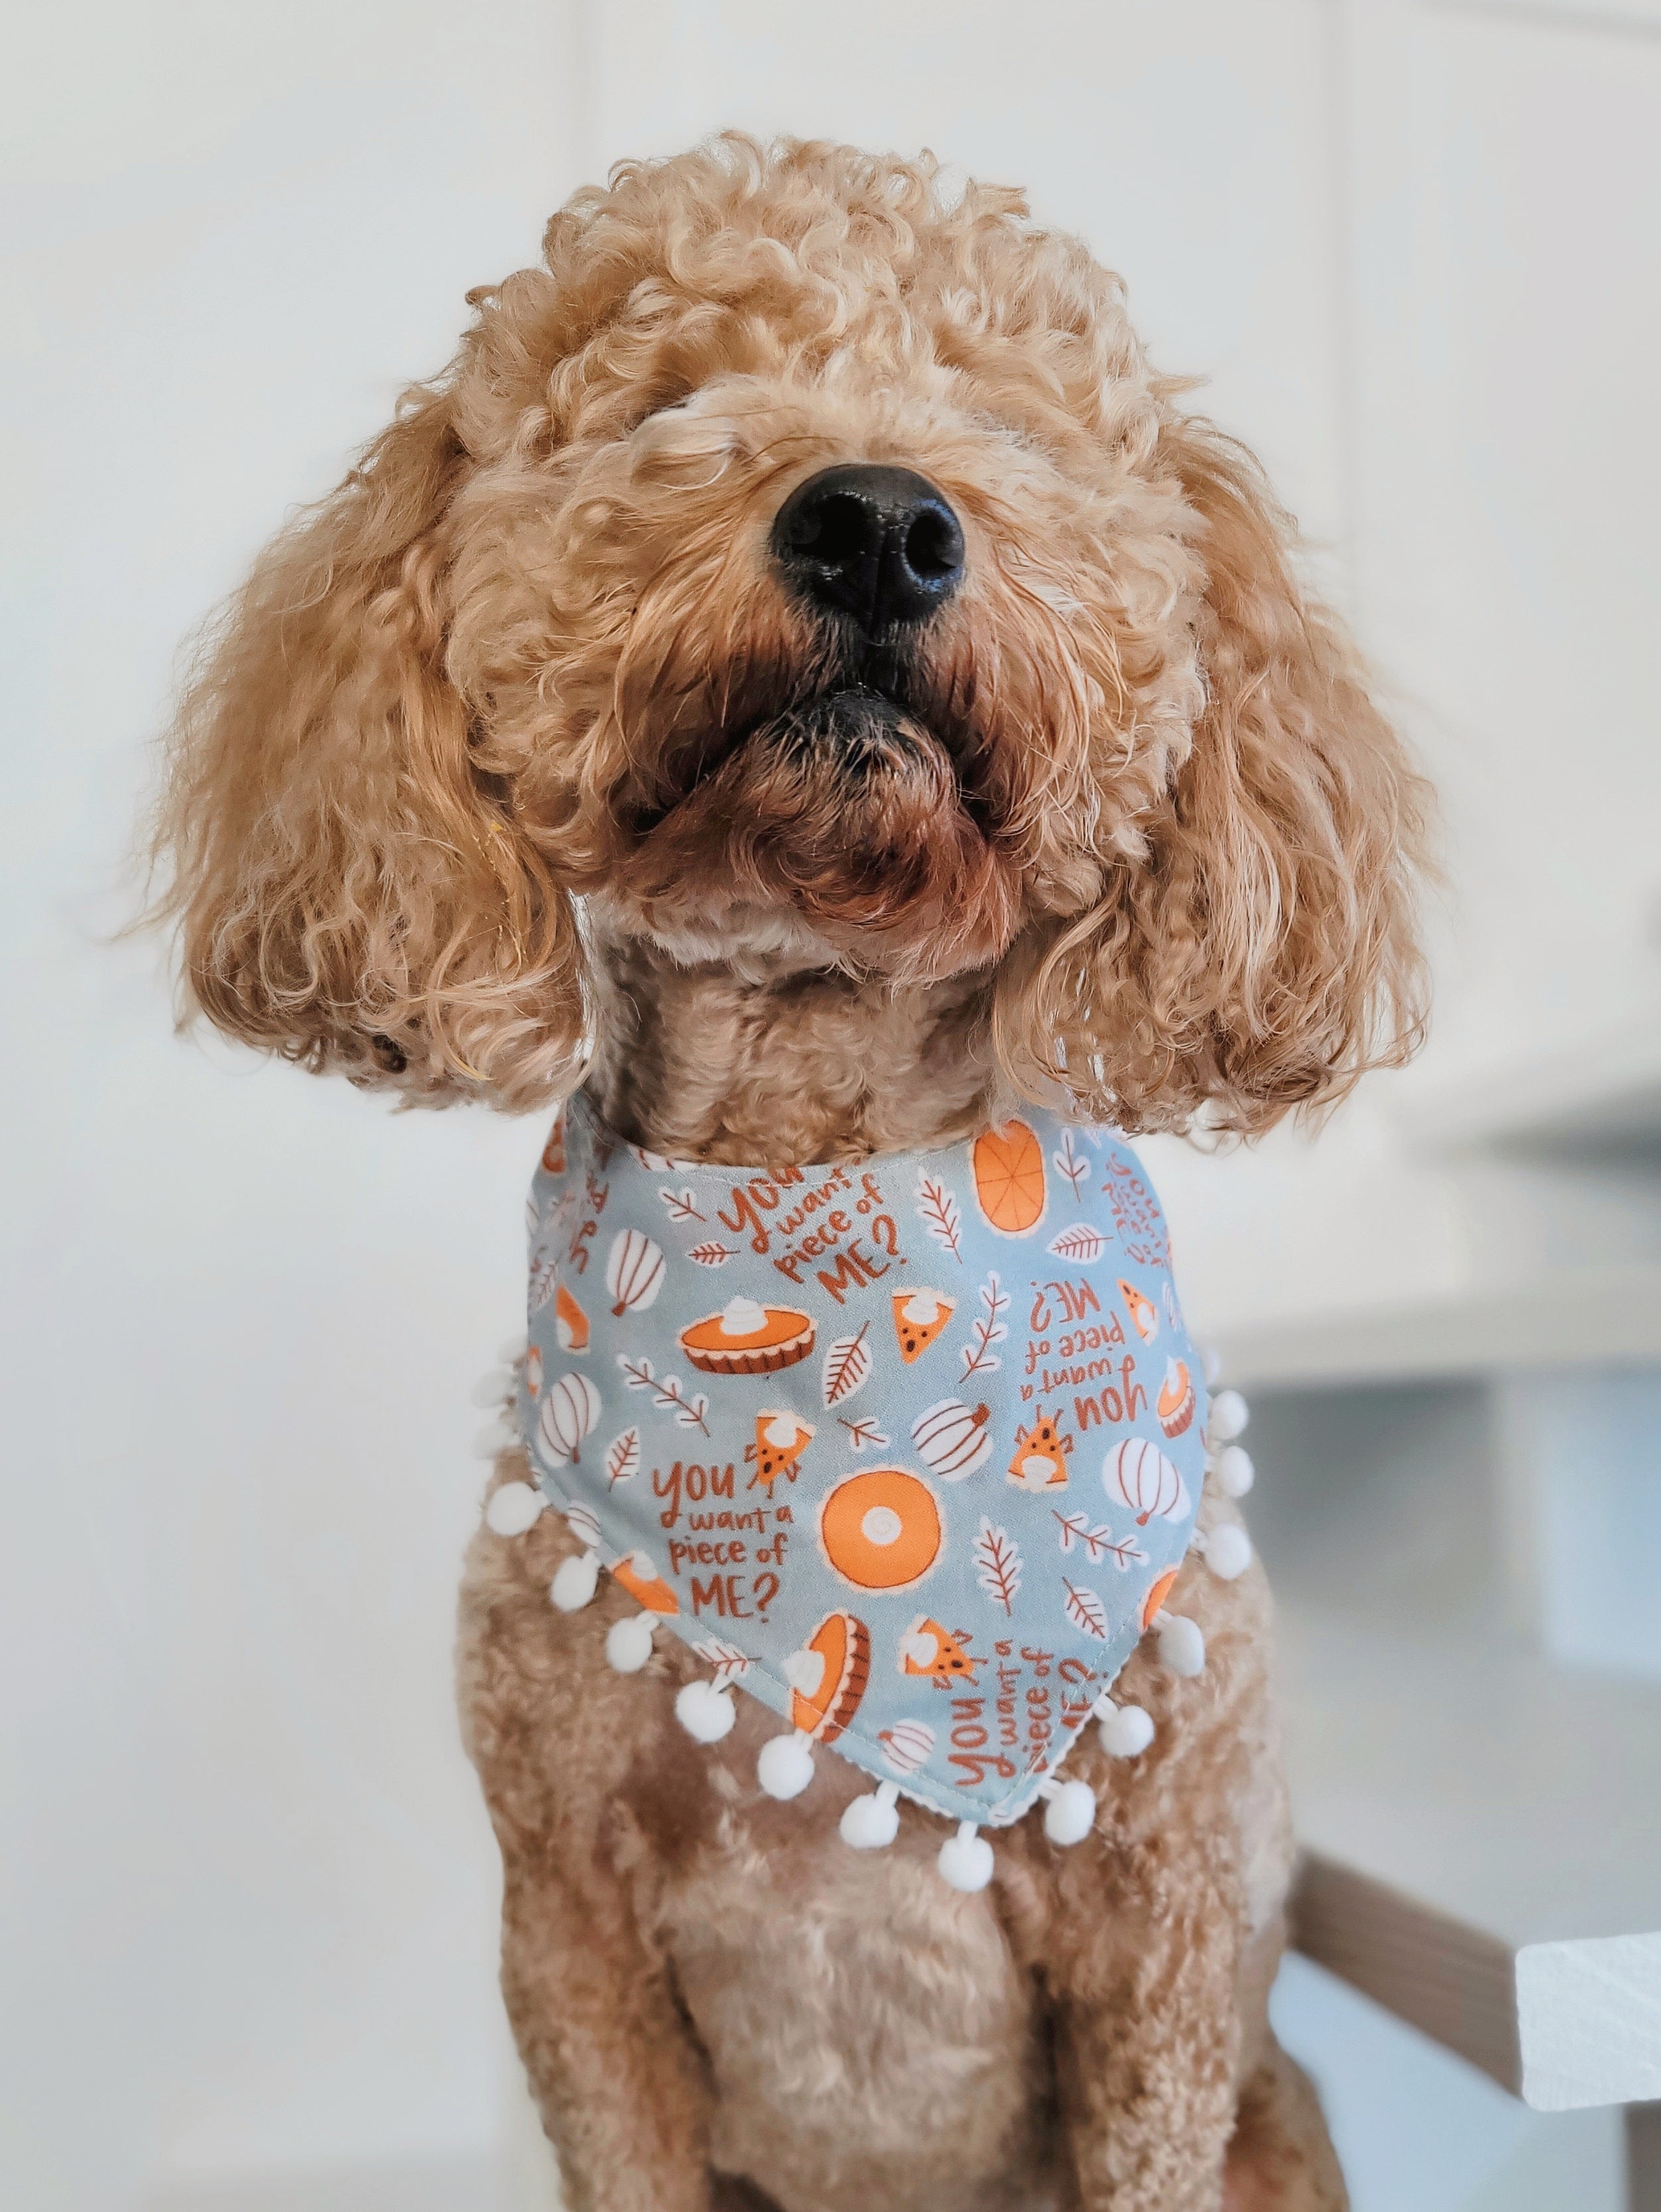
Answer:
(156, 135, 1424, 2209)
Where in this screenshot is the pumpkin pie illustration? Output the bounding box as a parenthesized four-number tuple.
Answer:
(611, 1550, 679, 1616)
(971, 1119, 1046, 1235)
(680, 1295, 816, 1376)
(898, 1616, 980, 1689)
(1140, 1566, 1180, 1630)
(1157, 1356, 1196, 1439)
(892, 1287, 955, 1364)
(1119, 1277, 1158, 1344)
(751, 1409, 814, 1491)
(554, 1281, 589, 1352)
(784, 1611, 871, 1743)
(819, 1467, 942, 1591)
(1007, 1410, 1072, 1490)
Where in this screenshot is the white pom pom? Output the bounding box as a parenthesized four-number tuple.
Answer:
(470, 1368, 515, 1407)
(549, 1551, 599, 1610)
(496, 1334, 527, 1365)
(938, 1820, 995, 1892)
(1042, 1778, 1097, 1847)
(840, 1782, 900, 1849)
(1201, 1344, 1224, 1386)
(1213, 1443, 1255, 1498)
(1203, 1524, 1253, 1581)
(675, 1678, 737, 1743)
(1154, 1610, 1206, 1678)
(757, 1730, 816, 1800)
(1209, 1388, 1249, 1443)
(605, 1612, 656, 1673)
(485, 1482, 546, 1536)
(472, 1417, 519, 1461)
(1098, 1701, 1155, 1758)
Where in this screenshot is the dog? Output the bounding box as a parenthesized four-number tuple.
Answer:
(155, 136, 1427, 2212)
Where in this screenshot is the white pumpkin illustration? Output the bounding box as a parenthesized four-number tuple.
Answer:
(538, 1372, 602, 1466)
(877, 1718, 936, 1777)
(605, 1228, 666, 1318)
(910, 1398, 993, 1480)
(1103, 1435, 1189, 1527)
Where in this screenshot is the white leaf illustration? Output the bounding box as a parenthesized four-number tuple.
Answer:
(1053, 1508, 1145, 1570)
(1062, 1577, 1110, 1642)
(604, 1427, 641, 1488)
(1048, 1225, 1110, 1263)
(837, 1414, 891, 1451)
(914, 1171, 963, 1262)
(1052, 1127, 1089, 1197)
(822, 1322, 873, 1408)
(658, 1186, 706, 1224)
(692, 1635, 751, 1685)
(617, 1354, 709, 1436)
(973, 1516, 1023, 1616)
(959, 1271, 1010, 1381)
(528, 1252, 560, 1312)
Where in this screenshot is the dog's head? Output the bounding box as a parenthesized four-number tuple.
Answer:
(156, 136, 1426, 1133)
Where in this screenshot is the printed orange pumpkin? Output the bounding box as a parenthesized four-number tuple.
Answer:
(971, 1119, 1046, 1234)
(820, 1468, 942, 1592)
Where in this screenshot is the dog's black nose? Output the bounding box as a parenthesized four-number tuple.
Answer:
(772, 464, 965, 633)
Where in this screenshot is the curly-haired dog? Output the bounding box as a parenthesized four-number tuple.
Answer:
(156, 137, 1426, 2212)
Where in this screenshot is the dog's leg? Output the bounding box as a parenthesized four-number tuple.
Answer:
(1222, 2038, 1347, 2212)
(1047, 1861, 1244, 2212)
(501, 1864, 716, 2212)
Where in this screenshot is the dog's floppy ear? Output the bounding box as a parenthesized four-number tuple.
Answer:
(1003, 414, 1430, 1136)
(154, 383, 585, 1107)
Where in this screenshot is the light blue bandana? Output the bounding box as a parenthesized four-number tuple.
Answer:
(516, 1092, 1208, 1845)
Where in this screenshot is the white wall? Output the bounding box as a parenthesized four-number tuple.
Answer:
(3, 7, 582, 2207)
(5, 4, 1658, 2209)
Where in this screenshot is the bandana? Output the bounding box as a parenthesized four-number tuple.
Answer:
(501, 1092, 1236, 1887)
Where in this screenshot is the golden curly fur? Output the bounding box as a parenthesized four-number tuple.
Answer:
(154, 135, 1428, 2210)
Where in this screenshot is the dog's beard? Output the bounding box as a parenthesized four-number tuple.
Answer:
(617, 684, 1018, 968)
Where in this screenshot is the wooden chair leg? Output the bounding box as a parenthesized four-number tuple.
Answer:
(1628, 2105, 1661, 2212)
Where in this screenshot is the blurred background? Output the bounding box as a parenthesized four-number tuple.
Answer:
(5, 3, 1659, 2207)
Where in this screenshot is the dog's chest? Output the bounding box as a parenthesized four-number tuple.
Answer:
(656, 1831, 1052, 2212)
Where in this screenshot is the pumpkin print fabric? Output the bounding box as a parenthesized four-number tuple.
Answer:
(519, 1092, 1207, 1831)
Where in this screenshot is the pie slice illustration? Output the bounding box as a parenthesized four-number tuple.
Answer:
(897, 1616, 979, 1689)
(787, 1611, 871, 1743)
(1141, 1567, 1180, 1630)
(554, 1281, 589, 1352)
(1157, 1357, 1196, 1439)
(611, 1550, 679, 1616)
(681, 1297, 816, 1376)
(892, 1288, 955, 1364)
(753, 1409, 814, 1490)
(1007, 1411, 1072, 1490)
